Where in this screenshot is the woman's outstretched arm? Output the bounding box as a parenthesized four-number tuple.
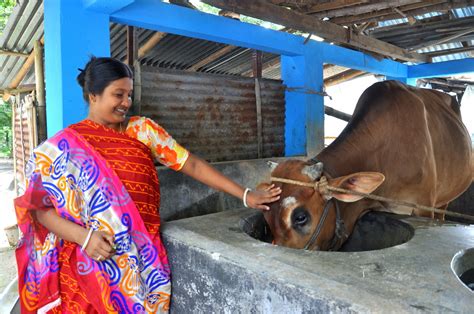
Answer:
(180, 153, 280, 210)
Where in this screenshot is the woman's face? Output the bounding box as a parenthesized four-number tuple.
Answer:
(88, 77, 133, 128)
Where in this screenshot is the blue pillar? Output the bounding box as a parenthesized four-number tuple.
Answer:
(44, 0, 110, 137)
(281, 49, 324, 157)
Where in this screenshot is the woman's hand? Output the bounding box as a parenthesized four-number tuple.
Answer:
(245, 184, 281, 210)
(82, 230, 115, 262)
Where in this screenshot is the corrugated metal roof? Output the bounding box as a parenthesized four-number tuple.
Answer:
(377, 7, 474, 63)
(0, 0, 43, 90)
(1, 1, 473, 91)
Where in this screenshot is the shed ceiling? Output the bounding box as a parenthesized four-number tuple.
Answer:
(0, 0, 473, 94)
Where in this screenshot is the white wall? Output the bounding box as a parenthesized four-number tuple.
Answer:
(460, 84, 474, 144)
(324, 75, 378, 146)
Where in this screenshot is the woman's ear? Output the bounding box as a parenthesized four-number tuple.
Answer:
(88, 94, 96, 104)
(328, 172, 385, 202)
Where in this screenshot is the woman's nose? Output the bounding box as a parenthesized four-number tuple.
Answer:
(123, 96, 132, 106)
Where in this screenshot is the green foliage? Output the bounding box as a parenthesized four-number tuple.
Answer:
(0, 0, 16, 36)
(191, 1, 282, 30)
(0, 100, 13, 158)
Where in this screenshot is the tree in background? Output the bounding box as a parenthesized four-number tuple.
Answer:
(0, 0, 16, 157)
(0, 100, 12, 157)
(0, 0, 16, 36)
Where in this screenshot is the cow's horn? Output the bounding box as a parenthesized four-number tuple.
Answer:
(267, 161, 279, 171)
(302, 162, 324, 181)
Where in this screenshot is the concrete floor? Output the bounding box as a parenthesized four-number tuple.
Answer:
(0, 159, 19, 313)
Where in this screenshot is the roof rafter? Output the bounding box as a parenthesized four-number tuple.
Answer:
(200, 0, 429, 62)
(330, 0, 473, 25)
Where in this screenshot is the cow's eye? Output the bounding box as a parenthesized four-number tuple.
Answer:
(292, 207, 310, 228)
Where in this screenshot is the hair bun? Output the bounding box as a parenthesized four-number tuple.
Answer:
(76, 68, 86, 88)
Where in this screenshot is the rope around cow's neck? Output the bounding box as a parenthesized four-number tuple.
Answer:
(270, 176, 474, 222)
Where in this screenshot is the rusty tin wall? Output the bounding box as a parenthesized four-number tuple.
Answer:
(13, 92, 37, 194)
(138, 67, 285, 162)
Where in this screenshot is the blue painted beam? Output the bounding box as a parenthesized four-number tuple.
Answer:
(44, 0, 110, 136)
(408, 58, 474, 78)
(317, 42, 408, 77)
(111, 0, 408, 77)
(83, 0, 135, 14)
(112, 0, 303, 56)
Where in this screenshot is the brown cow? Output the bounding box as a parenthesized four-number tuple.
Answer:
(262, 80, 472, 251)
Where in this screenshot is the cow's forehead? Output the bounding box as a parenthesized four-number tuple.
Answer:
(281, 196, 297, 208)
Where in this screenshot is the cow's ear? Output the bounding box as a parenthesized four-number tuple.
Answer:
(328, 172, 385, 202)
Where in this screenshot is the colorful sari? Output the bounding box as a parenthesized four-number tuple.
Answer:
(15, 117, 189, 313)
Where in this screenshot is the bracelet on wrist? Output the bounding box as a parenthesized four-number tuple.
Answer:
(243, 188, 251, 208)
(81, 228, 94, 252)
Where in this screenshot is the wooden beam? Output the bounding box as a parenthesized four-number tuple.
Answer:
(3, 37, 44, 101)
(34, 40, 47, 143)
(0, 48, 29, 58)
(306, 0, 367, 14)
(310, 0, 423, 18)
(242, 56, 280, 76)
(409, 28, 474, 51)
(324, 105, 352, 122)
(200, 0, 428, 62)
(252, 50, 263, 78)
(424, 45, 474, 58)
(324, 69, 366, 87)
(331, 1, 471, 25)
(0, 85, 36, 95)
(126, 25, 138, 67)
(186, 45, 235, 71)
(138, 32, 166, 59)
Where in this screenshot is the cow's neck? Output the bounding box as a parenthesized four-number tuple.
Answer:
(316, 128, 385, 240)
(317, 139, 367, 178)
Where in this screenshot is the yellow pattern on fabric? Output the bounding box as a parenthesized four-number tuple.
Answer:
(127, 116, 189, 170)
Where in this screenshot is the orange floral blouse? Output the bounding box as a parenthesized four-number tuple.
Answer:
(126, 116, 189, 170)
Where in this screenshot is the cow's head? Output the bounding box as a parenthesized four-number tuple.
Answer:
(260, 160, 385, 251)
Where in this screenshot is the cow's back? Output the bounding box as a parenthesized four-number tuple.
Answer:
(319, 80, 472, 214)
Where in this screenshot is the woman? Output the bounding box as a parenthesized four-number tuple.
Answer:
(15, 57, 281, 313)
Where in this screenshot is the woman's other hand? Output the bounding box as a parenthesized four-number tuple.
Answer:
(246, 184, 281, 210)
(82, 230, 115, 262)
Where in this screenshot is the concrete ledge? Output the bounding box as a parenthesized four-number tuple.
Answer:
(162, 209, 474, 312)
(158, 158, 289, 221)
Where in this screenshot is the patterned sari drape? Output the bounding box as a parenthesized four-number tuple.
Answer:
(15, 124, 171, 313)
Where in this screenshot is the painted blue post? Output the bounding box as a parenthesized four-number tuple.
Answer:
(281, 55, 306, 156)
(281, 49, 324, 157)
(43, 0, 110, 137)
(304, 49, 325, 157)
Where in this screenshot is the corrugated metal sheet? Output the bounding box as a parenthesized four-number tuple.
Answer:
(110, 24, 279, 77)
(138, 67, 285, 162)
(0, 0, 43, 89)
(376, 8, 473, 62)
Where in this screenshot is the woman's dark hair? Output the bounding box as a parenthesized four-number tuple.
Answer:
(77, 56, 133, 103)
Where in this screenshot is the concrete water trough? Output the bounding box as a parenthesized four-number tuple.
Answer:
(162, 209, 474, 312)
(452, 247, 474, 292)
